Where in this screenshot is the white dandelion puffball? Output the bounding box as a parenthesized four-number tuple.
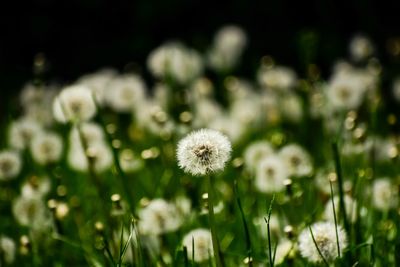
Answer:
(8, 118, 42, 150)
(208, 25, 247, 71)
(53, 85, 97, 123)
(279, 144, 313, 177)
(0, 236, 16, 264)
(0, 150, 22, 181)
(349, 35, 373, 61)
(244, 141, 274, 173)
(30, 132, 63, 165)
(182, 228, 213, 263)
(105, 74, 146, 112)
(67, 142, 113, 173)
(12, 195, 47, 228)
(21, 177, 51, 198)
(69, 122, 105, 148)
(77, 69, 117, 106)
(258, 65, 297, 91)
(372, 178, 398, 211)
(138, 199, 183, 235)
(298, 221, 347, 263)
(177, 129, 232, 176)
(255, 155, 288, 193)
(147, 42, 203, 84)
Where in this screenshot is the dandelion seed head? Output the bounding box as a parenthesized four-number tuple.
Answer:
(349, 35, 374, 62)
(138, 199, 183, 235)
(0, 150, 22, 181)
(243, 141, 274, 173)
(8, 118, 42, 150)
(177, 129, 232, 176)
(372, 178, 398, 211)
(0, 236, 16, 264)
(53, 85, 97, 123)
(30, 132, 63, 165)
(279, 144, 313, 177)
(255, 155, 288, 193)
(105, 74, 146, 112)
(182, 228, 213, 263)
(258, 65, 297, 91)
(298, 221, 347, 263)
(77, 69, 117, 106)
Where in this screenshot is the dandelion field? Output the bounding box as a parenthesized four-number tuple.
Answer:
(1, 26, 400, 267)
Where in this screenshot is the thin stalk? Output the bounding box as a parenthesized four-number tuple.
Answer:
(329, 181, 341, 259)
(308, 226, 329, 267)
(331, 142, 350, 236)
(234, 180, 253, 267)
(264, 194, 276, 267)
(206, 175, 224, 267)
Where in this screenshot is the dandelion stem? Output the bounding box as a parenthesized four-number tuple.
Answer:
(264, 194, 276, 267)
(329, 180, 341, 259)
(207, 175, 224, 267)
(331, 142, 350, 237)
(308, 226, 329, 267)
(234, 180, 253, 267)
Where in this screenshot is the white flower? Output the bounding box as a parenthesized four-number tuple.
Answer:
(8, 118, 42, 150)
(138, 199, 183, 235)
(177, 129, 232, 176)
(0, 236, 16, 264)
(30, 132, 63, 165)
(69, 122, 105, 148)
(0, 150, 22, 181)
(135, 100, 175, 136)
(280, 93, 303, 123)
(12, 195, 47, 228)
(326, 71, 367, 110)
(208, 114, 245, 144)
(298, 221, 347, 263)
(77, 69, 117, 106)
(323, 195, 357, 223)
(67, 142, 113, 173)
(230, 96, 263, 126)
(372, 178, 398, 211)
(21, 177, 51, 198)
(105, 74, 146, 112)
(258, 66, 297, 91)
(274, 239, 293, 265)
(53, 85, 97, 123)
(243, 141, 274, 173)
(192, 99, 223, 128)
(208, 25, 247, 72)
(279, 144, 313, 177)
(255, 155, 288, 193)
(147, 42, 203, 84)
(349, 35, 373, 61)
(182, 228, 213, 263)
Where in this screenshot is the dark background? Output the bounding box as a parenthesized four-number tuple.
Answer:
(1, 0, 400, 105)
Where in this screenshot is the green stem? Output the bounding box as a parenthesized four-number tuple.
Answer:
(331, 142, 350, 236)
(234, 180, 253, 267)
(309, 226, 329, 267)
(207, 175, 224, 267)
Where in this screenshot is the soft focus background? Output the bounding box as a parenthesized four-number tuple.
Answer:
(1, 0, 400, 101)
(2, 1, 400, 266)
